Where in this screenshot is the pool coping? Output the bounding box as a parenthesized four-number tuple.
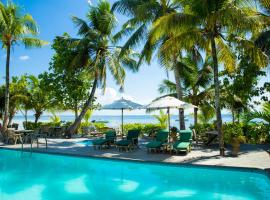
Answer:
(1, 146, 270, 179)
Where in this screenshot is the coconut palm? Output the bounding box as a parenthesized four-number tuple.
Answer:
(113, 0, 190, 129)
(158, 54, 213, 125)
(255, 0, 270, 58)
(150, 0, 266, 155)
(63, 1, 138, 135)
(0, 1, 47, 131)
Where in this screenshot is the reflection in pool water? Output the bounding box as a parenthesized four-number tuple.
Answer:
(0, 149, 269, 200)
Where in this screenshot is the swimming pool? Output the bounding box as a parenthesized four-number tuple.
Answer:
(0, 149, 269, 200)
(76, 139, 93, 146)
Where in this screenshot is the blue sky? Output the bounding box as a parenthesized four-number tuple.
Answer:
(0, 0, 169, 115)
(0, 0, 268, 116)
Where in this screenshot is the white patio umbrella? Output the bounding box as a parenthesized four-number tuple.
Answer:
(146, 96, 196, 130)
(102, 98, 143, 136)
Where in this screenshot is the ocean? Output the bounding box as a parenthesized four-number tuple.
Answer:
(11, 114, 233, 130)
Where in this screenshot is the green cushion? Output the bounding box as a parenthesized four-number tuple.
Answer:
(179, 130, 192, 143)
(179, 130, 192, 134)
(156, 130, 169, 142)
(116, 140, 131, 146)
(126, 129, 140, 141)
(173, 142, 190, 149)
(146, 141, 163, 149)
(92, 139, 109, 146)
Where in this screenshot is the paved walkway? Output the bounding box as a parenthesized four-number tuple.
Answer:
(1, 138, 270, 170)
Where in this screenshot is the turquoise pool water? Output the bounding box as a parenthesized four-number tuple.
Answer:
(0, 149, 270, 200)
(77, 140, 93, 146)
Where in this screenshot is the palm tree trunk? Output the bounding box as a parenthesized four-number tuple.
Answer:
(210, 35, 225, 156)
(66, 78, 98, 137)
(174, 66, 185, 130)
(232, 108, 235, 123)
(194, 107, 198, 125)
(34, 111, 42, 124)
(74, 101, 78, 119)
(25, 109, 28, 129)
(2, 45, 11, 132)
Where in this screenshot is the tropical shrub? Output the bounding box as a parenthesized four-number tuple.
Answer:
(152, 110, 168, 129)
(223, 123, 245, 144)
(123, 123, 162, 136)
(244, 124, 269, 144)
(191, 123, 214, 135)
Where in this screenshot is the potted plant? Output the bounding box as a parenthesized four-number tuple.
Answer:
(170, 127, 178, 142)
(224, 123, 246, 156)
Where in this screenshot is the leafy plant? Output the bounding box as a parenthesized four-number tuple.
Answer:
(251, 102, 270, 124)
(152, 110, 168, 129)
(223, 123, 246, 144)
(49, 112, 61, 126)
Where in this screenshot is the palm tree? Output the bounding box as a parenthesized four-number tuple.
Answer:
(251, 102, 270, 124)
(64, 1, 138, 135)
(0, 1, 46, 131)
(150, 0, 265, 155)
(158, 54, 213, 125)
(255, 0, 270, 58)
(113, 0, 188, 130)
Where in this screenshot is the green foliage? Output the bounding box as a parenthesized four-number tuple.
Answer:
(198, 103, 215, 124)
(84, 109, 93, 123)
(40, 34, 95, 116)
(152, 110, 168, 129)
(250, 102, 270, 124)
(93, 122, 107, 130)
(244, 124, 270, 144)
(27, 75, 57, 123)
(49, 112, 61, 127)
(191, 123, 214, 136)
(123, 123, 162, 136)
(220, 56, 266, 120)
(223, 123, 245, 144)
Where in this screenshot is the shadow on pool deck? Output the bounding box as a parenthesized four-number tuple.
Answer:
(1, 138, 270, 170)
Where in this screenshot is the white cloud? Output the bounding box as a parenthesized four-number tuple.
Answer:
(19, 55, 30, 61)
(95, 87, 135, 105)
(87, 0, 92, 5)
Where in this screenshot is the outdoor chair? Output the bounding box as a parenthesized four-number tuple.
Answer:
(172, 129, 193, 154)
(146, 129, 169, 153)
(5, 130, 23, 145)
(92, 130, 116, 150)
(40, 126, 50, 136)
(116, 129, 140, 151)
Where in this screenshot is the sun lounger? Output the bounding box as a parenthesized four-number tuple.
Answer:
(172, 129, 193, 154)
(146, 129, 169, 153)
(116, 129, 140, 151)
(92, 130, 116, 150)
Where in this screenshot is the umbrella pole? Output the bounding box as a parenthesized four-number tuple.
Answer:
(121, 108, 124, 138)
(168, 108, 170, 142)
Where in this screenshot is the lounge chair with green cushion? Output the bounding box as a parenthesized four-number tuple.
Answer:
(92, 130, 116, 150)
(173, 129, 193, 154)
(146, 130, 169, 152)
(116, 129, 140, 151)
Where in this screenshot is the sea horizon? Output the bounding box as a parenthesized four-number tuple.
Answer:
(11, 114, 233, 130)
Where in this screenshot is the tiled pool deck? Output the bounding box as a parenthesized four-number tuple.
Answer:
(1, 138, 270, 171)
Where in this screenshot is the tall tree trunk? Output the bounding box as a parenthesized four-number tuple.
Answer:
(194, 107, 198, 126)
(74, 101, 78, 119)
(2, 44, 11, 132)
(232, 108, 235, 123)
(174, 66, 185, 130)
(25, 109, 28, 129)
(34, 111, 42, 124)
(8, 110, 15, 126)
(66, 78, 98, 137)
(210, 35, 225, 156)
